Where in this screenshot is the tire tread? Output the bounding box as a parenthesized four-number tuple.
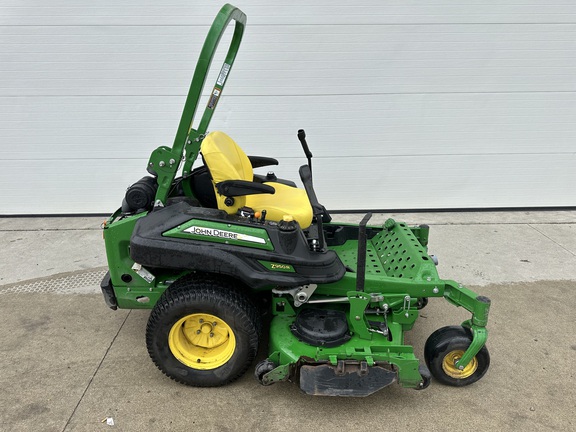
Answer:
(146, 273, 260, 387)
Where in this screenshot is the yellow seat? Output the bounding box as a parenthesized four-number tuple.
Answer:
(201, 131, 313, 229)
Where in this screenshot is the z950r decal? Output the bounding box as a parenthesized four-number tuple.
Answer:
(183, 226, 266, 244)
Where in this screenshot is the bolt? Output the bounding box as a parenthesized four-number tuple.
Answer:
(197, 359, 201, 363)
(159, 161, 165, 167)
(405, 313, 409, 318)
(149, 162, 154, 167)
(433, 287, 439, 294)
(355, 315, 361, 321)
(210, 333, 214, 337)
(149, 287, 153, 292)
(126, 287, 131, 292)
(458, 365, 464, 370)
(426, 276, 432, 282)
(199, 318, 204, 324)
(213, 322, 217, 326)
(169, 158, 176, 165)
(196, 330, 201, 334)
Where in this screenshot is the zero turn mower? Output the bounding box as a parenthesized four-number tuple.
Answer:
(101, 4, 490, 396)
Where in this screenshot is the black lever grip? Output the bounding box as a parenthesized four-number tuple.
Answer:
(297, 129, 313, 159)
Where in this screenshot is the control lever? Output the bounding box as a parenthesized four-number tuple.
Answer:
(356, 212, 373, 292)
(297, 129, 313, 174)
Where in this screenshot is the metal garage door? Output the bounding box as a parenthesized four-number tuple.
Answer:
(1, 1, 575, 214)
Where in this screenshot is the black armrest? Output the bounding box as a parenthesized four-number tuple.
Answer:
(216, 180, 275, 197)
(299, 165, 324, 214)
(298, 165, 332, 223)
(248, 155, 279, 169)
(299, 164, 329, 250)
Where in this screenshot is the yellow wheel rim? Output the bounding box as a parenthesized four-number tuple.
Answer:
(168, 313, 236, 370)
(442, 350, 478, 379)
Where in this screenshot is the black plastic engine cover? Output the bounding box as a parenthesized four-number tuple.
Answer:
(129, 202, 346, 289)
(290, 308, 351, 347)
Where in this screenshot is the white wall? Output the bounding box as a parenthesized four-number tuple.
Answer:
(1, 0, 575, 214)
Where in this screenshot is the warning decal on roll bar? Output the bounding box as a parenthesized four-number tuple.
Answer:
(207, 88, 221, 110)
(216, 63, 231, 86)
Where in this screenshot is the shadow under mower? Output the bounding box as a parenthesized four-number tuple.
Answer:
(101, 4, 490, 397)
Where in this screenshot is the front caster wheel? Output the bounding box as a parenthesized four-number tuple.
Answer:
(415, 364, 431, 390)
(424, 325, 490, 387)
(146, 275, 260, 387)
(254, 359, 276, 385)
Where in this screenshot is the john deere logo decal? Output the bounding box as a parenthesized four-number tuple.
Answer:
(184, 226, 266, 244)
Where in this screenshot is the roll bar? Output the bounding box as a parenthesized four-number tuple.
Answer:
(176, 4, 246, 152)
(149, 4, 246, 204)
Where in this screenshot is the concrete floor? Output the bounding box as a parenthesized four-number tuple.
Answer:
(1, 211, 575, 431)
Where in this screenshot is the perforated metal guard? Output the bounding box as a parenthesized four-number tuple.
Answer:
(371, 222, 435, 280)
(332, 244, 385, 276)
(332, 222, 439, 282)
(0, 269, 106, 295)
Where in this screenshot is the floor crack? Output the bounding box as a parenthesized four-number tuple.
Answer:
(61, 310, 132, 432)
(528, 224, 576, 257)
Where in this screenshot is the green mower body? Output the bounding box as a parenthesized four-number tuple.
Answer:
(101, 4, 490, 396)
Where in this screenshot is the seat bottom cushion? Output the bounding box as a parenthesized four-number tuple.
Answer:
(246, 182, 313, 229)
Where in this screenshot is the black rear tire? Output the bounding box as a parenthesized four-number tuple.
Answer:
(424, 325, 490, 387)
(146, 274, 260, 387)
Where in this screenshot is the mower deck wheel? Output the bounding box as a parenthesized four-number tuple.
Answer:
(146, 274, 260, 387)
(254, 359, 276, 385)
(424, 325, 490, 387)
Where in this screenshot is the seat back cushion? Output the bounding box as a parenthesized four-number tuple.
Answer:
(201, 131, 253, 212)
